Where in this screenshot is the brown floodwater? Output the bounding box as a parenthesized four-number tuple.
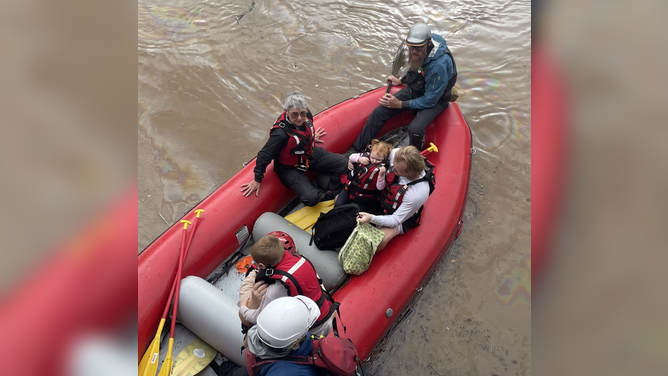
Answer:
(139, 0, 531, 375)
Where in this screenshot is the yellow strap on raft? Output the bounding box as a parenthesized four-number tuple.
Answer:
(284, 200, 335, 232)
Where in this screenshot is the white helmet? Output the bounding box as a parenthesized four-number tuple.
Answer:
(256, 296, 321, 350)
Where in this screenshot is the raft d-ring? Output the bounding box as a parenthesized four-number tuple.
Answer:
(416, 287, 423, 292)
(455, 220, 464, 239)
(195, 209, 205, 218)
(180, 219, 192, 229)
(471, 148, 476, 155)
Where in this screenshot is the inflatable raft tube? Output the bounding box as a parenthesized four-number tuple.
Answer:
(252, 212, 347, 292)
(176, 275, 245, 366)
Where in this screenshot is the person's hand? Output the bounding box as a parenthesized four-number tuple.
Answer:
(379, 93, 402, 109)
(314, 127, 327, 143)
(358, 156, 370, 165)
(240, 180, 261, 197)
(348, 160, 354, 171)
(250, 280, 268, 307)
(378, 166, 387, 180)
(358, 212, 373, 224)
(387, 75, 402, 86)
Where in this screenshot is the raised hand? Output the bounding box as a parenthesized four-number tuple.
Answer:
(314, 127, 327, 143)
(378, 166, 387, 180)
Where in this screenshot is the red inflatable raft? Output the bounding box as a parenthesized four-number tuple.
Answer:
(138, 86, 473, 362)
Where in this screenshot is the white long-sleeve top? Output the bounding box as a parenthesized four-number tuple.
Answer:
(369, 149, 430, 233)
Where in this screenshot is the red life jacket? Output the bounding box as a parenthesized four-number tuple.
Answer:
(257, 251, 337, 327)
(380, 160, 435, 229)
(271, 112, 315, 171)
(345, 150, 388, 201)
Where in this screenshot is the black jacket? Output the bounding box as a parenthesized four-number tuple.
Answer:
(253, 111, 313, 183)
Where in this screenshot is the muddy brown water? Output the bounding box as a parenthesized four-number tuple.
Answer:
(139, 0, 531, 375)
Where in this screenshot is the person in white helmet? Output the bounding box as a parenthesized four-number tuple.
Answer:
(244, 296, 322, 376)
(351, 22, 458, 152)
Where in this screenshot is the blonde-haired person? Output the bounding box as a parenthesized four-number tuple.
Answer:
(357, 145, 434, 251)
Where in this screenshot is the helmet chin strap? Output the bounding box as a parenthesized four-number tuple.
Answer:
(290, 335, 307, 350)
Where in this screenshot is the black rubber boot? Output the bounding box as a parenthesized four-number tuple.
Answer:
(409, 133, 425, 151)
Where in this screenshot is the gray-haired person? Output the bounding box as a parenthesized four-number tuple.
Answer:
(241, 91, 348, 206)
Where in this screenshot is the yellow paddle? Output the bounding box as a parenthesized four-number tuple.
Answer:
(139, 210, 204, 376)
(138, 256, 181, 376)
(284, 200, 334, 232)
(171, 339, 217, 376)
(138, 317, 167, 376)
(157, 219, 191, 376)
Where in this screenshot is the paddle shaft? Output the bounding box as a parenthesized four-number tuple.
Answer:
(139, 212, 202, 375)
(169, 225, 188, 337)
(385, 42, 405, 94)
(156, 220, 190, 376)
(385, 81, 393, 94)
(160, 214, 203, 319)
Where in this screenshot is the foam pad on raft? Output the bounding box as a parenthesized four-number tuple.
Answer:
(177, 276, 245, 366)
(252, 212, 347, 292)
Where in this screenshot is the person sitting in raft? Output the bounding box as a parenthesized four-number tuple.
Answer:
(238, 232, 336, 337)
(334, 139, 392, 212)
(350, 22, 457, 152)
(245, 296, 322, 376)
(240, 91, 348, 206)
(357, 145, 435, 251)
(218, 296, 322, 376)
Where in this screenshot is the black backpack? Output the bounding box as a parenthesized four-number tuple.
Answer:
(310, 203, 360, 250)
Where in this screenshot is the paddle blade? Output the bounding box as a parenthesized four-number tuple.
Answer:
(157, 338, 175, 376)
(390, 42, 407, 77)
(139, 318, 166, 376)
(284, 200, 334, 232)
(172, 339, 216, 376)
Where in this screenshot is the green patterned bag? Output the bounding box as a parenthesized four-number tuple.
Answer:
(338, 220, 386, 275)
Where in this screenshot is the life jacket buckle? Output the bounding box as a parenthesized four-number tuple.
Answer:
(264, 268, 274, 277)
